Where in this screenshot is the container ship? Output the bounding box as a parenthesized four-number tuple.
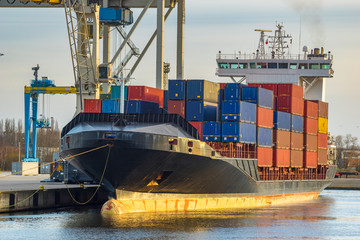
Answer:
(59, 24, 337, 214)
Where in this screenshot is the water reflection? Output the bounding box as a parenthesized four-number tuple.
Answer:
(1, 190, 360, 240)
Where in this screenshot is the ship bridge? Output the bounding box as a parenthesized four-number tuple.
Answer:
(216, 25, 334, 101)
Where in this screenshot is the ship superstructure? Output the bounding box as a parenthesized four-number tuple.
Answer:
(216, 24, 333, 101)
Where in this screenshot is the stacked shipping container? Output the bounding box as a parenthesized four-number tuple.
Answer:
(312, 100, 329, 165)
(83, 81, 329, 179)
(303, 100, 318, 168)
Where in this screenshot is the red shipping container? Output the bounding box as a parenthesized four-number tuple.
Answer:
(262, 84, 278, 96)
(257, 107, 273, 128)
(290, 150, 303, 167)
(248, 83, 263, 88)
(304, 151, 317, 168)
(168, 100, 186, 119)
(84, 99, 102, 113)
(128, 86, 164, 108)
(219, 83, 227, 89)
(189, 121, 203, 140)
(291, 132, 304, 150)
(304, 117, 317, 135)
(304, 100, 318, 119)
(318, 148, 327, 165)
(273, 148, 290, 167)
(274, 97, 277, 111)
(277, 96, 304, 116)
(257, 147, 273, 167)
(304, 134, 317, 152)
(311, 100, 328, 119)
(318, 133, 328, 149)
(278, 84, 303, 98)
(273, 130, 290, 149)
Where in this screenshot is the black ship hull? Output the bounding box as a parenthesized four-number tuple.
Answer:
(60, 113, 336, 201)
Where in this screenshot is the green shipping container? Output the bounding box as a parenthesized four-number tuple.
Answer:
(111, 85, 128, 100)
(100, 94, 111, 100)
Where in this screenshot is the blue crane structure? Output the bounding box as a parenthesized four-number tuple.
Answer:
(23, 65, 77, 162)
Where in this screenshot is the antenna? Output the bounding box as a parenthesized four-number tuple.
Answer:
(254, 29, 272, 59)
(299, 15, 302, 57)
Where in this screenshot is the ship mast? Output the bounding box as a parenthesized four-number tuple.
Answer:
(255, 29, 272, 59)
(268, 23, 292, 59)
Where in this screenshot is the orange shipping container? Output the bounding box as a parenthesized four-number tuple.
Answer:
(311, 100, 329, 118)
(318, 133, 328, 149)
(304, 134, 317, 152)
(318, 149, 327, 165)
(304, 117, 318, 135)
(257, 147, 273, 167)
(304, 151, 317, 168)
(290, 150, 303, 167)
(273, 148, 290, 167)
(291, 132, 304, 150)
(256, 107, 273, 128)
(84, 99, 102, 113)
(304, 100, 318, 119)
(128, 86, 164, 108)
(273, 130, 291, 149)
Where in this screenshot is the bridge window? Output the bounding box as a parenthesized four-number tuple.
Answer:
(321, 64, 330, 69)
(290, 63, 297, 69)
(219, 63, 228, 69)
(250, 62, 256, 69)
(257, 62, 267, 69)
(310, 63, 320, 69)
(230, 63, 238, 69)
(268, 63, 277, 69)
(239, 63, 248, 69)
(279, 63, 288, 69)
(299, 63, 308, 69)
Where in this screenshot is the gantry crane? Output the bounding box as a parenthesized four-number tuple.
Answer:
(0, 0, 186, 114)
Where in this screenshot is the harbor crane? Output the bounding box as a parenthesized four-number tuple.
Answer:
(0, 0, 186, 114)
(23, 65, 76, 162)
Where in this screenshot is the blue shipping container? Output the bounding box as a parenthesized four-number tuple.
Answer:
(257, 127, 273, 147)
(125, 100, 160, 114)
(222, 122, 256, 143)
(111, 85, 128, 100)
(218, 89, 225, 121)
(186, 80, 219, 102)
(224, 86, 241, 100)
(291, 114, 304, 133)
(102, 99, 121, 113)
(221, 100, 257, 123)
(226, 83, 247, 88)
(203, 121, 221, 142)
(163, 90, 168, 110)
(273, 111, 291, 131)
(186, 101, 217, 121)
(169, 80, 186, 100)
(241, 87, 273, 109)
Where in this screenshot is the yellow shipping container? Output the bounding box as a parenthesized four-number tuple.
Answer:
(318, 117, 328, 134)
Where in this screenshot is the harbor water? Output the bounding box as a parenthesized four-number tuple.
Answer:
(0, 190, 359, 239)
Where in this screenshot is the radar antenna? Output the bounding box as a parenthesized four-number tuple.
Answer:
(267, 23, 292, 59)
(255, 29, 272, 59)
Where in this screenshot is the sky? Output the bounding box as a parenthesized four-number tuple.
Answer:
(0, 0, 360, 139)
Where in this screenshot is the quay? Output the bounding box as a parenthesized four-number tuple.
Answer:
(0, 172, 108, 213)
(326, 178, 360, 190)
